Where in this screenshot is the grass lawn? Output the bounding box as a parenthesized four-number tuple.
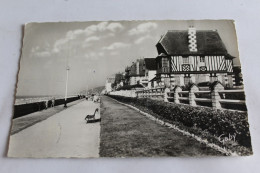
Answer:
(100, 96, 223, 157)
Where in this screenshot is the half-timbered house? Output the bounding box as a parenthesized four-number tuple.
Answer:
(155, 27, 236, 88)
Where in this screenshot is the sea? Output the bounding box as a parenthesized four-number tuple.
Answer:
(15, 95, 76, 105)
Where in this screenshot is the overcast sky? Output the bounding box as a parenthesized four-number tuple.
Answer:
(16, 20, 240, 96)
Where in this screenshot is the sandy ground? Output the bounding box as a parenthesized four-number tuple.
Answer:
(8, 100, 100, 158)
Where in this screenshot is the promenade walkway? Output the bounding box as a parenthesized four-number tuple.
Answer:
(8, 100, 100, 158)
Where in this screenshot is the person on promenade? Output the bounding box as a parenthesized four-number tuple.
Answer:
(93, 95, 98, 103)
(51, 97, 55, 107)
(45, 100, 48, 109)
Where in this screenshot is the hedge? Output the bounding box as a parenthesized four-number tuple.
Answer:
(108, 95, 252, 148)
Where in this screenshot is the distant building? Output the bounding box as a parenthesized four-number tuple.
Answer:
(114, 73, 125, 89)
(105, 76, 115, 93)
(143, 58, 157, 88)
(155, 27, 236, 88)
(124, 66, 131, 86)
(125, 59, 147, 86)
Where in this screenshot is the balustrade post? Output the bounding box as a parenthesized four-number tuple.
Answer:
(164, 88, 170, 102)
(211, 82, 224, 109)
(189, 84, 199, 106)
(174, 86, 182, 104)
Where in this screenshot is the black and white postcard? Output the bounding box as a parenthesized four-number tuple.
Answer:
(8, 20, 252, 158)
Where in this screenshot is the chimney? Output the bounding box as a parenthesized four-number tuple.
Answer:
(188, 26, 198, 52)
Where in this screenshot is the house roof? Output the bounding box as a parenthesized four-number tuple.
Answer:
(156, 30, 228, 55)
(144, 58, 157, 70)
(149, 76, 158, 82)
(158, 53, 167, 57)
(226, 54, 236, 59)
(125, 66, 131, 72)
(114, 73, 124, 83)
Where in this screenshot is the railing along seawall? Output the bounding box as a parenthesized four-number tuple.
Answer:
(13, 96, 82, 119)
(109, 82, 247, 112)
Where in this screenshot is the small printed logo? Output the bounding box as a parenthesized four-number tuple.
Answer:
(218, 133, 236, 145)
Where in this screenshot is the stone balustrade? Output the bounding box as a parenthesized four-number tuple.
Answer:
(109, 82, 247, 111)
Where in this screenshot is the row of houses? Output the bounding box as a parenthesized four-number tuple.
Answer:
(105, 27, 242, 93)
(105, 58, 157, 93)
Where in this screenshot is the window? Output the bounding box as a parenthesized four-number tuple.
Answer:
(200, 57, 205, 62)
(210, 73, 218, 82)
(158, 60, 162, 68)
(184, 77, 190, 86)
(183, 57, 189, 64)
(210, 73, 217, 77)
(162, 57, 169, 67)
(184, 74, 191, 86)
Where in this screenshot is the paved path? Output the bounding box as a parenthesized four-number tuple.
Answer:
(100, 96, 223, 157)
(11, 99, 85, 135)
(8, 100, 100, 158)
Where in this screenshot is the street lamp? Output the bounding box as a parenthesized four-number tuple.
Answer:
(64, 65, 70, 108)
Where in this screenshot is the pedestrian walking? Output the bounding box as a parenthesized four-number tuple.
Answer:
(51, 97, 55, 107)
(45, 100, 48, 109)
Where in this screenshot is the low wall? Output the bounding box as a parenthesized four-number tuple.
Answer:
(109, 90, 137, 97)
(13, 96, 81, 119)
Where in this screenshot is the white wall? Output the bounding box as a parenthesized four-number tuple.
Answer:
(109, 90, 137, 97)
(148, 71, 156, 81)
(130, 76, 147, 85)
(105, 83, 112, 92)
